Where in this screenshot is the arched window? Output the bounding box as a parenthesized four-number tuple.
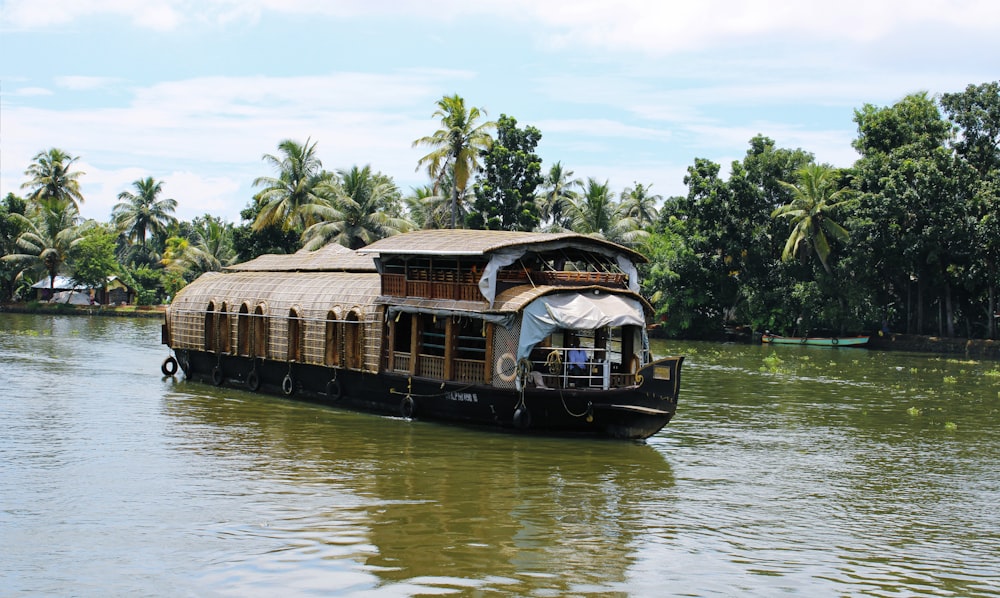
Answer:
(325, 309, 340, 366)
(238, 303, 251, 356)
(345, 311, 362, 369)
(254, 304, 267, 358)
(287, 307, 303, 362)
(205, 301, 216, 351)
(218, 303, 232, 354)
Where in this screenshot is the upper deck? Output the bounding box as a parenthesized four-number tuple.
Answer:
(358, 230, 645, 306)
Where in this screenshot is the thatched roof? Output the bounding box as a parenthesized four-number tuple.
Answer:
(357, 229, 646, 263)
(170, 271, 382, 319)
(226, 242, 377, 272)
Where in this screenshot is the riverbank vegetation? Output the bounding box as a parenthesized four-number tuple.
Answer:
(2, 82, 998, 341)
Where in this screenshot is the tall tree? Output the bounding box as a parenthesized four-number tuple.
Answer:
(112, 177, 178, 250)
(619, 182, 661, 228)
(467, 114, 543, 231)
(772, 164, 852, 273)
(537, 161, 580, 230)
(302, 165, 412, 250)
(252, 138, 328, 232)
(21, 148, 86, 212)
(941, 81, 1000, 338)
(413, 94, 495, 228)
(163, 214, 236, 277)
(852, 92, 962, 335)
(69, 225, 119, 291)
(566, 178, 646, 246)
(2, 201, 86, 293)
(0, 194, 29, 301)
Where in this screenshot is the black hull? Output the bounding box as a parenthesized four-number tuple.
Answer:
(170, 350, 679, 440)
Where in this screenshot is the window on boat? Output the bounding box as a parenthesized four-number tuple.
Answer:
(253, 304, 267, 358)
(204, 301, 216, 352)
(218, 303, 232, 354)
(237, 303, 252, 357)
(324, 310, 340, 367)
(287, 307, 303, 363)
(345, 311, 362, 369)
(420, 314, 446, 358)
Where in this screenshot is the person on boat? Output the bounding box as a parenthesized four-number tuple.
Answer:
(526, 344, 550, 389)
(568, 338, 587, 378)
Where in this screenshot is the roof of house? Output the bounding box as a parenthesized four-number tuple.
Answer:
(31, 276, 86, 290)
(357, 229, 647, 263)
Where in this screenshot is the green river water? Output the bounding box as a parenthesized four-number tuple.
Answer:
(1, 313, 998, 596)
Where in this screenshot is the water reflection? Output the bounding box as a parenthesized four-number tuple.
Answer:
(4, 314, 999, 596)
(162, 384, 675, 594)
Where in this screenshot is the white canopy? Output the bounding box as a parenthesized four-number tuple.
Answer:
(516, 292, 646, 360)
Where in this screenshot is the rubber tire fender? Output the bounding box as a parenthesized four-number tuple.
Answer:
(246, 369, 261, 392)
(282, 373, 295, 396)
(513, 406, 532, 430)
(161, 356, 178, 376)
(326, 378, 342, 401)
(212, 365, 224, 386)
(401, 395, 416, 418)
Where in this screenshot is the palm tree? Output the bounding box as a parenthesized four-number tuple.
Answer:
(404, 184, 446, 230)
(538, 162, 580, 230)
(301, 165, 413, 250)
(252, 138, 328, 232)
(2, 201, 86, 293)
(619, 182, 661, 228)
(21, 148, 86, 212)
(567, 178, 647, 247)
(112, 177, 178, 250)
(772, 164, 852, 273)
(413, 94, 495, 228)
(163, 215, 236, 277)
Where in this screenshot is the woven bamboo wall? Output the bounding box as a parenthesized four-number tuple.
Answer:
(166, 271, 384, 372)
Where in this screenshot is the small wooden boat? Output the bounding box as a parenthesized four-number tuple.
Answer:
(761, 333, 869, 347)
(159, 230, 684, 440)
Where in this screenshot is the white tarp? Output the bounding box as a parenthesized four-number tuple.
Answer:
(516, 292, 646, 360)
(50, 290, 95, 305)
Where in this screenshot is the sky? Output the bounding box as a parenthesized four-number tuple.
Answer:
(1, 0, 998, 224)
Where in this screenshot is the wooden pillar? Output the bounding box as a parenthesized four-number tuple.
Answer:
(484, 322, 495, 384)
(409, 315, 421, 376)
(443, 316, 455, 381)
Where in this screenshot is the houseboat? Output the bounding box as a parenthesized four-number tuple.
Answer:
(160, 230, 684, 439)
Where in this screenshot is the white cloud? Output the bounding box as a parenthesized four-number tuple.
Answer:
(54, 76, 119, 91)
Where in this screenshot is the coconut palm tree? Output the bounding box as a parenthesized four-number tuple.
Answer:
(772, 164, 852, 273)
(2, 201, 87, 293)
(21, 148, 86, 212)
(112, 177, 178, 250)
(252, 138, 328, 232)
(619, 182, 661, 228)
(538, 162, 580, 230)
(413, 94, 495, 228)
(404, 184, 447, 230)
(567, 178, 647, 247)
(301, 165, 413, 250)
(163, 215, 236, 277)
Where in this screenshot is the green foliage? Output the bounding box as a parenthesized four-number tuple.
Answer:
(251, 137, 328, 232)
(69, 225, 119, 289)
(232, 201, 301, 261)
(121, 265, 182, 305)
(467, 114, 543, 231)
(413, 94, 496, 228)
(301, 165, 412, 249)
(21, 148, 86, 212)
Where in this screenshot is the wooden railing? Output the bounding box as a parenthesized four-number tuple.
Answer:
(381, 272, 481, 301)
(452, 358, 485, 383)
